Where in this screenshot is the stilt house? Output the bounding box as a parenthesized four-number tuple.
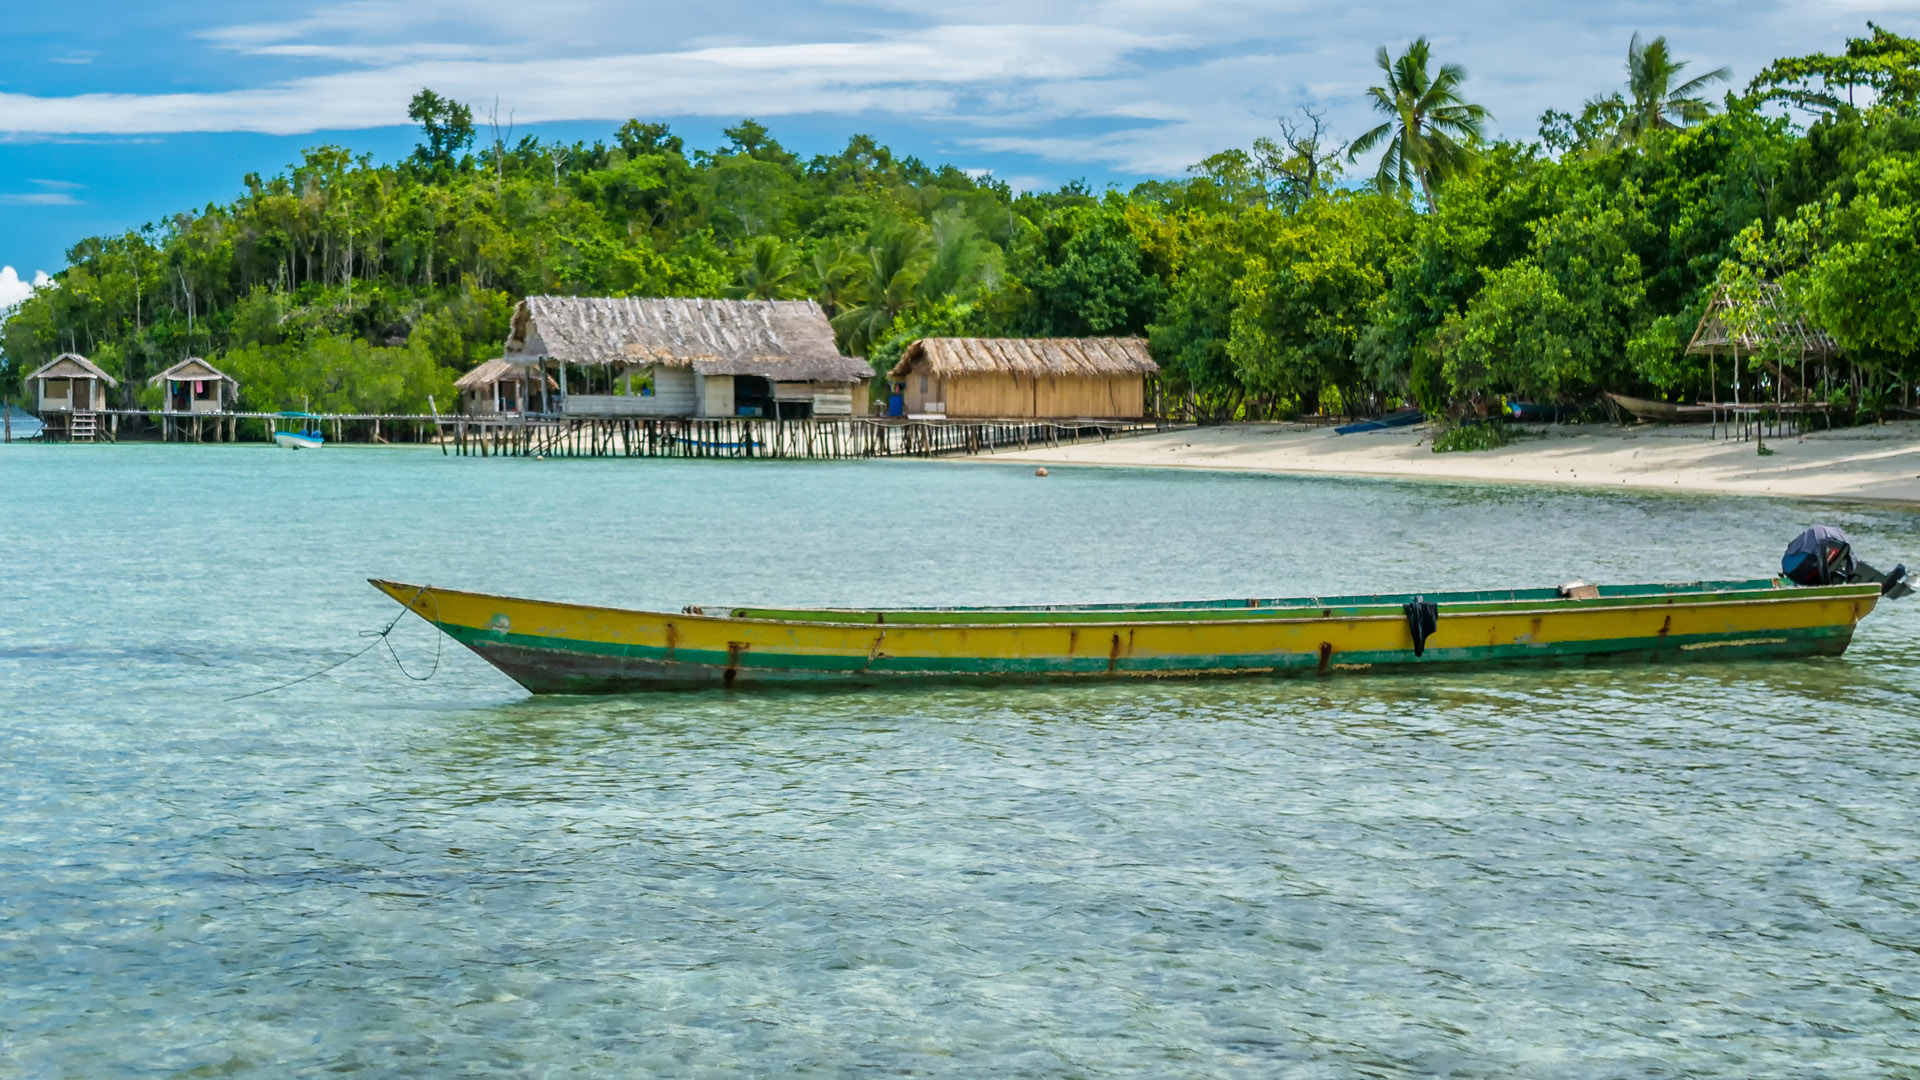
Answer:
(455, 358, 553, 416)
(28, 353, 118, 415)
(502, 297, 871, 419)
(148, 357, 237, 414)
(889, 338, 1158, 419)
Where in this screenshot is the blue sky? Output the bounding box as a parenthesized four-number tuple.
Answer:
(3, 0, 1918, 307)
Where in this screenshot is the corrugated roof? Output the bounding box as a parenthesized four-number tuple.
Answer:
(890, 338, 1159, 380)
(27, 353, 119, 387)
(504, 296, 871, 383)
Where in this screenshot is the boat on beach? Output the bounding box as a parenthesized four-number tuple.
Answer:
(1334, 409, 1423, 434)
(1606, 392, 1713, 424)
(370, 575, 1885, 694)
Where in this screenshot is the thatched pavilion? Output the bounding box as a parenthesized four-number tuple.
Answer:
(888, 338, 1159, 419)
(455, 358, 553, 416)
(148, 357, 237, 414)
(1686, 283, 1841, 406)
(502, 297, 871, 419)
(28, 353, 118, 415)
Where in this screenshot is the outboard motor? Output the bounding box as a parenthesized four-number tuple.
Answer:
(1782, 525, 1855, 585)
(1783, 525, 1913, 597)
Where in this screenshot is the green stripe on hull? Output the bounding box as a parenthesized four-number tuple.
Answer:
(728, 580, 1860, 626)
(441, 621, 1855, 694)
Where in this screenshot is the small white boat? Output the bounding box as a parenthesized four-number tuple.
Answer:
(271, 411, 325, 449)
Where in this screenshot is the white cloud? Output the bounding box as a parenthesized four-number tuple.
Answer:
(0, 268, 50, 312)
(0, 192, 82, 206)
(0, 0, 1916, 178)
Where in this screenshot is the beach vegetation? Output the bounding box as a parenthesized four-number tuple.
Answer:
(5, 25, 1920, 423)
(1430, 420, 1519, 453)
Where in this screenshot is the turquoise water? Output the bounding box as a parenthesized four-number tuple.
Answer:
(5, 443, 1920, 1077)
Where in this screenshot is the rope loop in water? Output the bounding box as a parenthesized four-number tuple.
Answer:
(225, 583, 440, 701)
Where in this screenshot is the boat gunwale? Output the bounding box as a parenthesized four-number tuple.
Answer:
(372, 579, 1879, 633)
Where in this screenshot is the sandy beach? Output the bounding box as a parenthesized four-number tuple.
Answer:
(979, 421, 1920, 502)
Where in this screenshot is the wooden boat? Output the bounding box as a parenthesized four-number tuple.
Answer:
(369, 577, 1882, 694)
(1606, 392, 1713, 424)
(1334, 409, 1423, 434)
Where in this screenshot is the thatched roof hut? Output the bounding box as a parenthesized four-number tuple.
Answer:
(505, 297, 870, 383)
(454, 358, 553, 415)
(502, 297, 871, 418)
(147, 357, 236, 414)
(1687, 283, 1840, 359)
(1686, 283, 1841, 406)
(27, 353, 118, 414)
(889, 337, 1158, 419)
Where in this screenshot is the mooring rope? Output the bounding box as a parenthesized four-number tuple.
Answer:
(226, 583, 440, 702)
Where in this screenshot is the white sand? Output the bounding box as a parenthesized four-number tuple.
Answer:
(976, 421, 1920, 502)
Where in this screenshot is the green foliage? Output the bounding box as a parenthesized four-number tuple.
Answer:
(1431, 421, 1518, 453)
(224, 334, 454, 414)
(1003, 194, 1168, 336)
(1443, 185, 1651, 402)
(7, 27, 1920, 424)
(408, 89, 476, 171)
(1794, 156, 1920, 355)
(1750, 23, 1920, 115)
(1228, 195, 1412, 413)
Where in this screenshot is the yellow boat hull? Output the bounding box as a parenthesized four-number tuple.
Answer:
(370, 579, 1880, 694)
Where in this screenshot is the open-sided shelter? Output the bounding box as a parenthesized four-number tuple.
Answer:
(28, 353, 118, 415)
(1687, 283, 1841, 405)
(888, 338, 1159, 419)
(148, 357, 237, 414)
(502, 296, 871, 418)
(455, 358, 553, 416)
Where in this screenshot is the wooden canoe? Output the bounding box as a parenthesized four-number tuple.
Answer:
(370, 578, 1881, 694)
(1606, 392, 1713, 424)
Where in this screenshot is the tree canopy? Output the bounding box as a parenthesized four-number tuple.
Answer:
(7, 24, 1920, 422)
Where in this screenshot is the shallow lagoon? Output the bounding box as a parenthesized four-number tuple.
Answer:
(4, 444, 1919, 1076)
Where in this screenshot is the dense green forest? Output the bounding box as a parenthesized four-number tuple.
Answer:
(5, 25, 1920, 420)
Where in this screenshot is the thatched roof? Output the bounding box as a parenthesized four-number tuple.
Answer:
(147, 357, 235, 386)
(1687, 283, 1840, 358)
(505, 296, 871, 383)
(27, 353, 118, 387)
(890, 338, 1159, 380)
(454, 358, 554, 391)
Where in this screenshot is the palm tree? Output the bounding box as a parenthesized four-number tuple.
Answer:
(1349, 38, 1489, 208)
(731, 236, 798, 300)
(808, 244, 861, 319)
(829, 223, 928, 357)
(1612, 32, 1731, 143)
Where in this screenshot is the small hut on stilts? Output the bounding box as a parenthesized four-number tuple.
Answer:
(26, 353, 118, 442)
(148, 357, 240, 442)
(1686, 283, 1842, 439)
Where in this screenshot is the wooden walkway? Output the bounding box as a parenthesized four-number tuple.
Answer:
(69, 408, 1175, 460)
(443, 416, 1173, 459)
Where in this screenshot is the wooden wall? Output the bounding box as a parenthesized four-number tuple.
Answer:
(941, 374, 1145, 419)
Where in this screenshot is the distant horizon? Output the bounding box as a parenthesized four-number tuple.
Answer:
(3, 0, 1917, 295)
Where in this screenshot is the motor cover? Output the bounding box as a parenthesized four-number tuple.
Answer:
(1782, 525, 1856, 586)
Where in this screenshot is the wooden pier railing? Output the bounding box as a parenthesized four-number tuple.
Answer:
(73, 408, 1177, 460)
(445, 415, 1173, 459)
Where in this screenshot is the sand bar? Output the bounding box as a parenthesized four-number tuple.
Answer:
(977, 421, 1920, 503)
